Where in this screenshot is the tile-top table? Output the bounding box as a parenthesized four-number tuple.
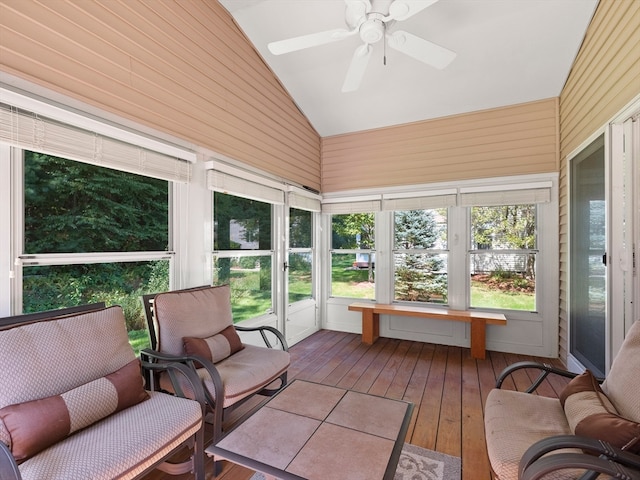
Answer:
(207, 379, 414, 480)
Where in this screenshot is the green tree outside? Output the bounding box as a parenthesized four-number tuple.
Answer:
(394, 210, 447, 303)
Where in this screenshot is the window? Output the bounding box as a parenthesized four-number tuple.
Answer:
(21, 151, 171, 353)
(324, 181, 552, 322)
(330, 213, 375, 299)
(469, 205, 537, 311)
(288, 208, 313, 303)
(393, 209, 448, 304)
(1, 95, 194, 350)
(213, 192, 274, 321)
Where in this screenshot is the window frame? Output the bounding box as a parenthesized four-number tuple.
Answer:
(10, 147, 178, 315)
(467, 203, 539, 312)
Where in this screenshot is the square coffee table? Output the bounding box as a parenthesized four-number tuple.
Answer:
(206, 379, 413, 480)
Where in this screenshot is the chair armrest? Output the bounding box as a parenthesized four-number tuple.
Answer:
(519, 435, 640, 480)
(141, 359, 207, 410)
(140, 348, 193, 364)
(521, 452, 640, 480)
(495, 361, 593, 393)
(0, 442, 22, 480)
(141, 349, 224, 412)
(141, 348, 227, 443)
(234, 325, 289, 351)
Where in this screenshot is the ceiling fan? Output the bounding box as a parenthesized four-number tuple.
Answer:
(267, 0, 456, 93)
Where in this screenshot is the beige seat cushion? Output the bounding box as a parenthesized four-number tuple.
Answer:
(484, 389, 573, 480)
(161, 344, 290, 408)
(204, 344, 290, 407)
(17, 392, 202, 480)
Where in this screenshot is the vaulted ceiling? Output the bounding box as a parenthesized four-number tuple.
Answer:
(219, 0, 598, 137)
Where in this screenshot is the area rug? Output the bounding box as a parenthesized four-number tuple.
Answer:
(248, 442, 461, 480)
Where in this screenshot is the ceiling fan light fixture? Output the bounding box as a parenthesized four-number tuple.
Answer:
(359, 18, 385, 44)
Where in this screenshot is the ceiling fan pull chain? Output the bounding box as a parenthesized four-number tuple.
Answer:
(383, 27, 387, 65)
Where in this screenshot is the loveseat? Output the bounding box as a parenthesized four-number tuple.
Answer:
(0, 304, 206, 480)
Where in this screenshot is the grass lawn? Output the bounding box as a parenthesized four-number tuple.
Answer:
(331, 255, 374, 298)
(128, 329, 151, 356)
(471, 280, 535, 311)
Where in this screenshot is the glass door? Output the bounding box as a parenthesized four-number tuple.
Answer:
(569, 134, 606, 377)
(284, 207, 318, 345)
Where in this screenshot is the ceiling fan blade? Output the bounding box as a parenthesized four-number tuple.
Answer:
(387, 0, 439, 21)
(268, 28, 354, 55)
(388, 30, 456, 69)
(342, 44, 373, 93)
(345, 0, 371, 16)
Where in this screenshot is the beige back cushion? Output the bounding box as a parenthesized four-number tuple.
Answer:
(0, 306, 136, 447)
(153, 285, 234, 356)
(0, 306, 135, 409)
(602, 320, 640, 422)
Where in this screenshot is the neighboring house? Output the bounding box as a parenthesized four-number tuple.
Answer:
(0, 0, 638, 372)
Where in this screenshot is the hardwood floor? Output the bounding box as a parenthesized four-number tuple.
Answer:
(144, 329, 570, 480)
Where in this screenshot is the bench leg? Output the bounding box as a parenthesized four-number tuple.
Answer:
(470, 318, 487, 359)
(361, 310, 379, 345)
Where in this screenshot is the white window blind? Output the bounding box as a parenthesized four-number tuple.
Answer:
(0, 103, 193, 183)
(459, 185, 551, 206)
(289, 189, 321, 212)
(207, 170, 285, 204)
(382, 192, 457, 211)
(322, 199, 381, 214)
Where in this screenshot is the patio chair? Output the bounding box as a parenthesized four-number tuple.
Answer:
(140, 284, 290, 445)
(484, 320, 640, 479)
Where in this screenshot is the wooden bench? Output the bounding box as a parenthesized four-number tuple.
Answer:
(348, 303, 507, 359)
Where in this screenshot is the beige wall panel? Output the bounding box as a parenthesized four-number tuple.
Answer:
(560, 0, 639, 157)
(0, 0, 321, 190)
(558, 0, 640, 365)
(322, 98, 559, 192)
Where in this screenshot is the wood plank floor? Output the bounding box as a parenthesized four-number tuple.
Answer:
(144, 329, 570, 480)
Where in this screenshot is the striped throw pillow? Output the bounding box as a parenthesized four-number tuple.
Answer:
(0, 359, 149, 463)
